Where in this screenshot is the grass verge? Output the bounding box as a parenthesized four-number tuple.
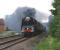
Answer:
(36, 35, 60, 50)
(0, 31, 19, 38)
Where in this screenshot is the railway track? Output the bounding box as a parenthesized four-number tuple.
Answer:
(0, 35, 22, 44)
(0, 34, 39, 50)
(0, 37, 26, 50)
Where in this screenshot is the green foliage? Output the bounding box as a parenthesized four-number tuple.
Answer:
(36, 36, 60, 50)
(49, 0, 60, 39)
(50, 9, 57, 15)
(49, 15, 60, 38)
(51, 0, 60, 15)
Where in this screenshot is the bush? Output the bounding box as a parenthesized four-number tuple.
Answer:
(36, 36, 60, 50)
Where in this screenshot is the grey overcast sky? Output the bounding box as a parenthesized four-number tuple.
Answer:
(0, 0, 53, 18)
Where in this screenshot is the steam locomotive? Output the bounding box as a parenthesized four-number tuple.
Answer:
(21, 17, 46, 36)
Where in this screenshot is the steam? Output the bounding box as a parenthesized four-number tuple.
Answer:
(5, 7, 49, 32)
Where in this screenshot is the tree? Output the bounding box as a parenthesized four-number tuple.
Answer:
(49, 0, 60, 38)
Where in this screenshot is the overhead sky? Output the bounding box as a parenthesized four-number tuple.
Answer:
(0, 0, 53, 18)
